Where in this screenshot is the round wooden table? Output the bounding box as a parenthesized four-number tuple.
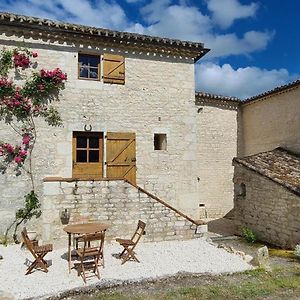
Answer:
(64, 223, 109, 273)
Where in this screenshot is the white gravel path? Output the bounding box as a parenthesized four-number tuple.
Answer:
(0, 238, 252, 300)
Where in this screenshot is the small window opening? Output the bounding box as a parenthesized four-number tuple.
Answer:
(237, 183, 246, 197)
(154, 133, 167, 150)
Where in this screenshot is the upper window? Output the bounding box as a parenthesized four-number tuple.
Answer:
(78, 54, 100, 80)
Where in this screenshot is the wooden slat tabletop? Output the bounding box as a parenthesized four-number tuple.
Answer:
(63, 223, 109, 234)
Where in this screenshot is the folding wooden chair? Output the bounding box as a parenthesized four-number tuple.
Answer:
(75, 232, 105, 284)
(116, 220, 146, 265)
(21, 228, 53, 275)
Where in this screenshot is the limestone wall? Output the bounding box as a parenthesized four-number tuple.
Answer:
(42, 179, 198, 244)
(195, 99, 239, 218)
(0, 27, 202, 233)
(241, 87, 300, 156)
(233, 165, 300, 248)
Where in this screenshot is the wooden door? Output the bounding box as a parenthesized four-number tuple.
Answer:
(72, 132, 103, 179)
(106, 132, 136, 184)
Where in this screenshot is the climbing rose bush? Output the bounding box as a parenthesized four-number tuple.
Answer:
(0, 47, 67, 243)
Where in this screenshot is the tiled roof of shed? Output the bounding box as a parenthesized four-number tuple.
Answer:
(0, 12, 209, 62)
(243, 79, 300, 104)
(233, 148, 300, 196)
(196, 92, 240, 103)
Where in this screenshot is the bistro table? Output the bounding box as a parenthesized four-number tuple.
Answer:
(63, 222, 109, 273)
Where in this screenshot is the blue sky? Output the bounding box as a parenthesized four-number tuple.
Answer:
(0, 0, 298, 99)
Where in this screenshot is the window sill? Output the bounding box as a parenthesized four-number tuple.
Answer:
(43, 176, 125, 182)
(78, 77, 100, 81)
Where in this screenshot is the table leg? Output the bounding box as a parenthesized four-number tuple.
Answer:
(68, 233, 71, 273)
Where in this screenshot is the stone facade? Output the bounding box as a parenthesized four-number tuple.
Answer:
(240, 86, 300, 156)
(42, 179, 199, 244)
(0, 16, 241, 238)
(195, 96, 239, 218)
(0, 26, 201, 234)
(233, 165, 300, 248)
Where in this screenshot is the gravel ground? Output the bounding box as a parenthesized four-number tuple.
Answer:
(0, 238, 252, 300)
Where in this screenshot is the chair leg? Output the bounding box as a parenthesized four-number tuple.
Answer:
(81, 259, 87, 284)
(94, 257, 100, 279)
(26, 260, 38, 275)
(26, 253, 49, 275)
(37, 255, 49, 273)
(121, 246, 131, 265)
(119, 248, 126, 258)
(121, 246, 140, 264)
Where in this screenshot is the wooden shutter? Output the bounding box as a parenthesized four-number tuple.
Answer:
(102, 54, 125, 85)
(106, 132, 136, 184)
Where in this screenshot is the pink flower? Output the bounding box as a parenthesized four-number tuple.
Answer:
(13, 100, 20, 107)
(32, 52, 38, 58)
(6, 144, 14, 153)
(19, 149, 27, 157)
(14, 156, 22, 164)
(22, 136, 31, 145)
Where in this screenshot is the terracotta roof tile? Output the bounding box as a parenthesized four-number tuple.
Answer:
(242, 79, 300, 104)
(0, 11, 209, 62)
(233, 148, 300, 196)
(196, 91, 240, 103)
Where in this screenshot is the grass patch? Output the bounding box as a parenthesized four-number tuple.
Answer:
(269, 248, 296, 259)
(87, 267, 300, 300)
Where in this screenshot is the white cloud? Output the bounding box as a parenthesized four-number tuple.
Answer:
(142, 4, 212, 40)
(204, 30, 275, 58)
(133, 3, 274, 59)
(141, 0, 172, 23)
(0, 0, 130, 30)
(196, 63, 293, 99)
(0, 0, 287, 99)
(0, 0, 273, 60)
(207, 0, 259, 29)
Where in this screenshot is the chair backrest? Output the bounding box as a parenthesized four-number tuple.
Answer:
(131, 220, 146, 245)
(21, 228, 37, 258)
(82, 232, 105, 262)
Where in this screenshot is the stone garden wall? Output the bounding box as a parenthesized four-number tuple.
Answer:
(233, 165, 300, 248)
(42, 179, 200, 244)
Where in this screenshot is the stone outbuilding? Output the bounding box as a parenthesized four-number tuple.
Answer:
(233, 148, 300, 248)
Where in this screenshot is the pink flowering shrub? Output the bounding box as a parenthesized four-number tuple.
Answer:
(13, 48, 38, 69)
(0, 47, 66, 243)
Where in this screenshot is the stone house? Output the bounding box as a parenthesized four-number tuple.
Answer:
(0, 12, 299, 246)
(0, 12, 238, 243)
(232, 80, 300, 248)
(233, 148, 300, 248)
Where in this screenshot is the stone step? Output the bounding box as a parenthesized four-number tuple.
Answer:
(211, 235, 240, 242)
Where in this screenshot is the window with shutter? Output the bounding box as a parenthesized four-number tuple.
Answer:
(102, 54, 125, 85)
